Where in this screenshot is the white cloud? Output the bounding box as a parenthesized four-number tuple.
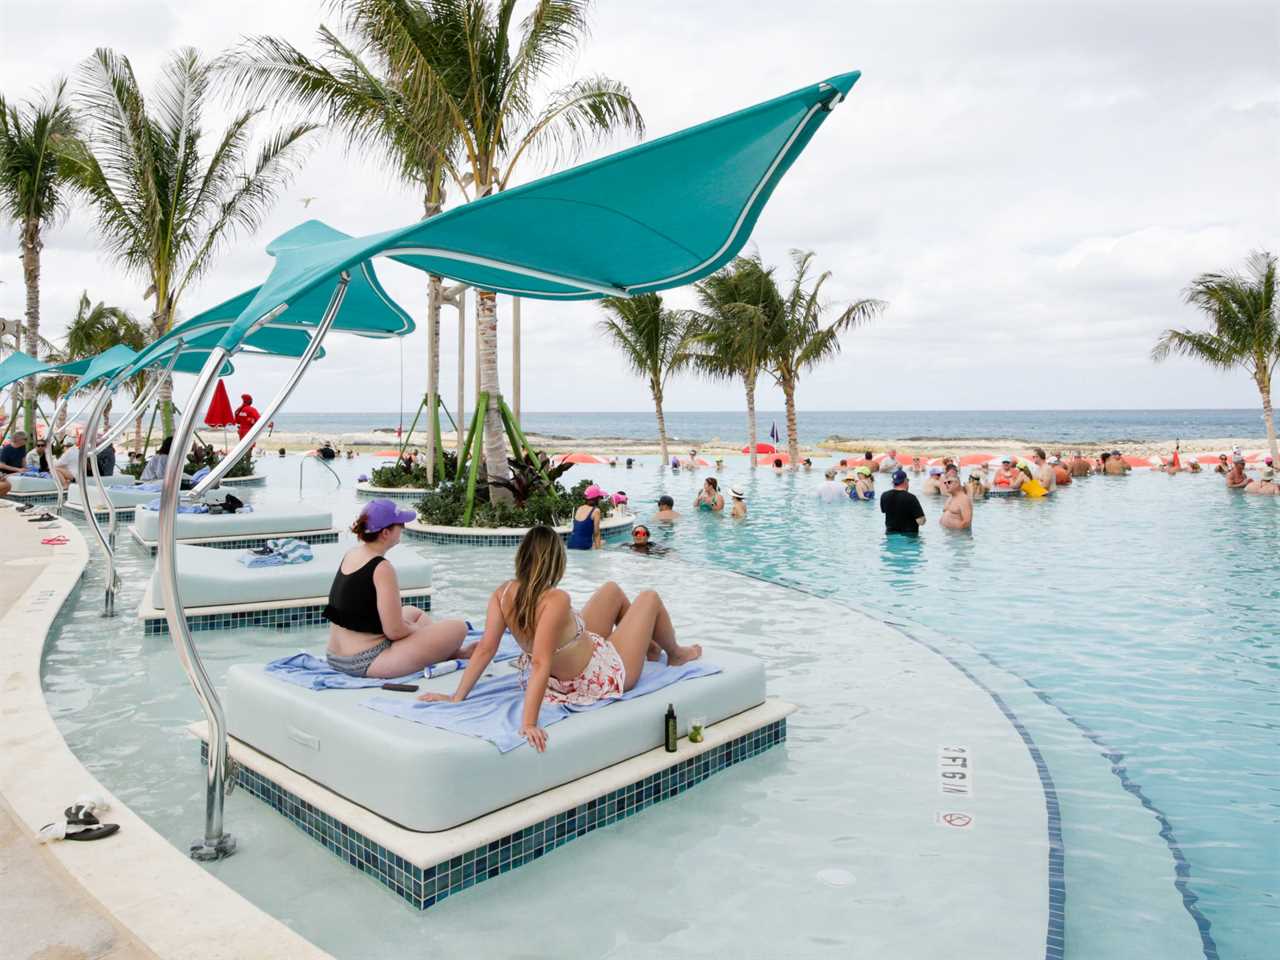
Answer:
(1, 0, 1276, 417)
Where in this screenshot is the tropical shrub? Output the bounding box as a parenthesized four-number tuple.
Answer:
(185, 444, 255, 478)
(413, 459, 614, 530)
(370, 450, 458, 489)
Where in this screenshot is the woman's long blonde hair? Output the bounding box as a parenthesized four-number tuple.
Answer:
(510, 526, 566, 639)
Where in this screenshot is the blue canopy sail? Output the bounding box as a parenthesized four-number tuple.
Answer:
(217, 71, 860, 351)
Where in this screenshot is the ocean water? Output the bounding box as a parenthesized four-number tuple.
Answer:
(267, 409, 1268, 445)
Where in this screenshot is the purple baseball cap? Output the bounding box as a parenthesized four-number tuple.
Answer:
(361, 499, 416, 532)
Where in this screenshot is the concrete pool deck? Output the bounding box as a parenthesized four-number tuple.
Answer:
(0, 506, 331, 960)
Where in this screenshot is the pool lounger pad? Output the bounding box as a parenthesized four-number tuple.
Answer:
(226, 647, 765, 832)
(69, 484, 167, 509)
(149, 541, 430, 608)
(8, 473, 135, 493)
(132, 507, 333, 543)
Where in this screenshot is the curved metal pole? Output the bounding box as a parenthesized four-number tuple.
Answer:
(93, 348, 182, 454)
(163, 275, 347, 860)
(159, 345, 236, 861)
(77, 386, 119, 615)
(48, 386, 103, 515)
(190, 276, 348, 498)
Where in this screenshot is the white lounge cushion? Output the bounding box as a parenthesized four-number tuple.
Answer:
(133, 507, 332, 542)
(7, 473, 135, 493)
(226, 648, 765, 832)
(70, 484, 162, 509)
(151, 541, 430, 608)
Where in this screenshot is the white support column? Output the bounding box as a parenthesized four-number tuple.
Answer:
(512, 296, 522, 424)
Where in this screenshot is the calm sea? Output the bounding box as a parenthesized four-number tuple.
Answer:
(267, 409, 1266, 445)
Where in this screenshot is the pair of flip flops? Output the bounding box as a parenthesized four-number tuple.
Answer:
(41, 535, 69, 546)
(25, 512, 56, 523)
(38, 798, 120, 843)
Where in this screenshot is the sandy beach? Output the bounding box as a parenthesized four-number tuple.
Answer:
(250, 427, 1270, 461)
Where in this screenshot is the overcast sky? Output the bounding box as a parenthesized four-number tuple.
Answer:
(1, 0, 1277, 414)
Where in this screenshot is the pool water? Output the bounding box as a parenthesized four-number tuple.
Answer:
(40, 454, 1277, 959)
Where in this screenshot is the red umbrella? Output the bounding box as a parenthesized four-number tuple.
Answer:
(204, 380, 235, 427)
(556, 452, 603, 465)
(742, 442, 777, 454)
(204, 380, 236, 454)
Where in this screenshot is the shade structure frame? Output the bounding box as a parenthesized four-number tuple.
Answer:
(212, 70, 861, 354)
(160, 272, 349, 859)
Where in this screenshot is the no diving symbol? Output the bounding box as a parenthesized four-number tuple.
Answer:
(939, 812, 973, 829)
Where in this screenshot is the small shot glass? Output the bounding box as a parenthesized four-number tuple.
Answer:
(688, 716, 706, 744)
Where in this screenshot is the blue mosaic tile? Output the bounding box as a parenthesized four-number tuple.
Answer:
(145, 591, 430, 636)
(140, 530, 339, 556)
(203, 717, 786, 910)
(356, 486, 425, 501)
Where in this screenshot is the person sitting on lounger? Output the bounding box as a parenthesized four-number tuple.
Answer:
(140, 437, 172, 482)
(323, 500, 471, 678)
(0, 430, 28, 476)
(419, 525, 702, 751)
(52, 435, 83, 487)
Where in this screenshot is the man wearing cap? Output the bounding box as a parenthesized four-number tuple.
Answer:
(654, 494, 680, 522)
(881, 469, 926, 535)
(816, 467, 845, 502)
(1069, 451, 1092, 477)
(0, 429, 29, 476)
(921, 465, 944, 495)
(993, 457, 1018, 490)
(234, 393, 261, 457)
(1225, 454, 1250, 489)
(1245, 466, 1278, 495)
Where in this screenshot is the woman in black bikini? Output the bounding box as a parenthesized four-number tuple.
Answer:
(324, 500, 472, 677)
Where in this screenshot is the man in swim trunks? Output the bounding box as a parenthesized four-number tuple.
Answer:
(921, 466, 944, 495)
(1225, 454, 1250, 489)
(939, 473, 972, 529)
(1031, 448, 1056, 491)
(1069, 451, 1092, 477)
(654, 495, 680, 520)
(1102, 451, 1128, 476)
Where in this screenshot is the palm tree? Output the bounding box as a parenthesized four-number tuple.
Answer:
(60, 47, 317, 433)
(598, 294, 697, 466)
(1153, 251, 1279, 463)
(61, 291, 148, 443)
(767, 250, 885, 468)
(0, 79, 78, 436)
(220, 0, 468, 482)
(691, 255, 781, 469)
(342, 0, 644, 497)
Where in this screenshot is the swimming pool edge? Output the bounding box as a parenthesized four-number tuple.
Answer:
(0, 510, 334, 960)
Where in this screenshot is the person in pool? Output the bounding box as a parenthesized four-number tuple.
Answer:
(1225, 455, 1250, 489)
(921, 466, 945, 496)
(939, 473, 973, 530)
(966, 469, 989, 500)
(993, 457, 1018, 489)
(852, 466, 876, 501)
(1030, 448, 1056, 491)
(567, 484, 606, 549)
(694, 476, 725, 512)
(654, 494, 680, 521)
(323, 501, 471, 678)
(771, 458, 784, 474)
(1245, 466, 1278, 495)
(627, 524, 667, 554)
(420, 527, 702, 751)
(729, 485, 748, 518)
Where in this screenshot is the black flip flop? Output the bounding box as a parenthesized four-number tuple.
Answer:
(25, 513, 56, 522)
(63, 822, 120, 841)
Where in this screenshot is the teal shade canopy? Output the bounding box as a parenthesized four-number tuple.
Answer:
(0, 351, 55, 392)
(117, 286, 323, 383)
(218, 71, 859, 351)
(69, 344, 233, 396)
(0, 351, 97, 392)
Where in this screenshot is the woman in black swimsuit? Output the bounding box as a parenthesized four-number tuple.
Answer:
(324, 500, 471, 677)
